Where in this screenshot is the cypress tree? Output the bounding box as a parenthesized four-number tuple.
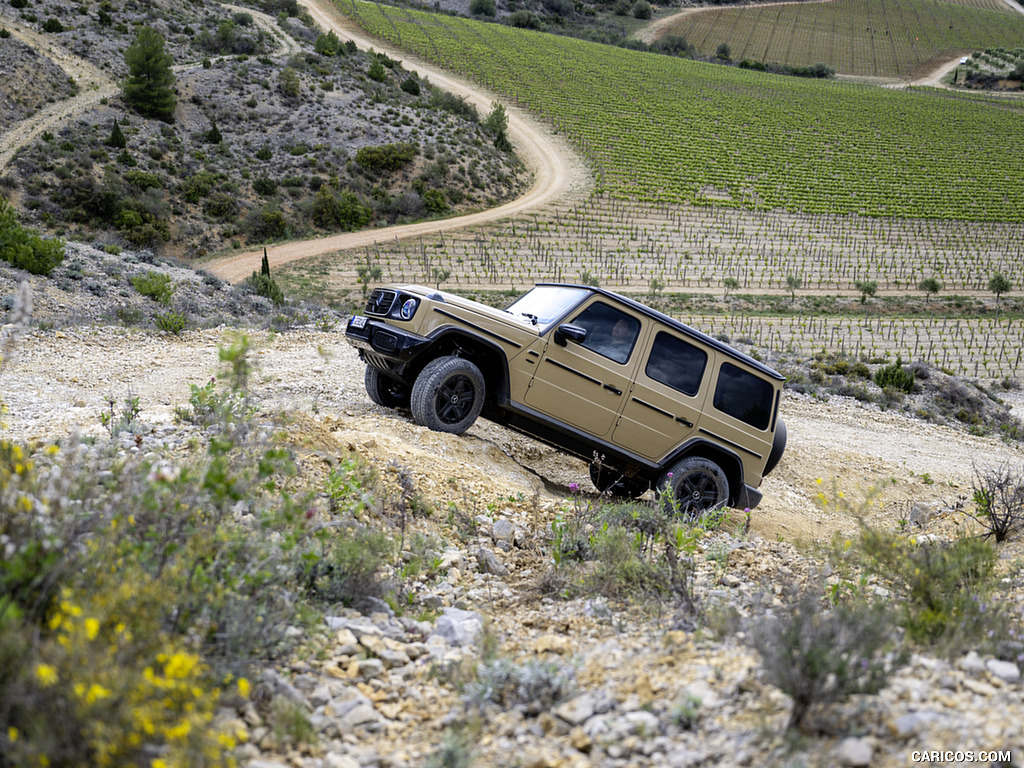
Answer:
(107, 118, 126, 148)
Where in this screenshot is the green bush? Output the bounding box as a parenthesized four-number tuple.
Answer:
(0, 197, 65, 276)
(855, 526, 998, 644)
(131, 270, 174, 305)
(154, 310, 188, 334)
(356, 142, 418, 174)
(874, 355, 915, 393)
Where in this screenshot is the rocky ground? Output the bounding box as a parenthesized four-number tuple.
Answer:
(4, 244, 1024, 767)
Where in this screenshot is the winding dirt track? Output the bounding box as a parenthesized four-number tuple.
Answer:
(202, 0, 589, 284)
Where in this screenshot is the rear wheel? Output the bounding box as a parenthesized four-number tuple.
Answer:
(659, 457, 729, 518)
(364, 365, 410, 409)
(411, 356, 485, 434)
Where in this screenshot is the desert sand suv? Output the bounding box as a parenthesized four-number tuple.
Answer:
(346, 283, 786, 514)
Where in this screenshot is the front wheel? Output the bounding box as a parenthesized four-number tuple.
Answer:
(659, 457, 729, 518)
(411, 356, 485, 434)
(365, 365, 411, 409)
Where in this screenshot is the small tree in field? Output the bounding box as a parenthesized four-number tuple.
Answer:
(785, 274, 802, 301)
(918, 276, 942, 302)
(989, 272, 1012, 305)
(854, 279, 878, 304)
(123, 27, 176, 122)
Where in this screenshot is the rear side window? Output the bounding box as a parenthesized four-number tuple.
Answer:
(645, 332, 707, 396)
(713, 362, 773, 430)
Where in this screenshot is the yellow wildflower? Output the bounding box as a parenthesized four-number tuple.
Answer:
(34, 664, 58, 687)
(85, 618, 100, 641)
(8, 726, 18, 742)
(237, 677, 250, 698)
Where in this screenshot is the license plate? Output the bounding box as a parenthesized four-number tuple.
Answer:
(350, 316, 367, 329)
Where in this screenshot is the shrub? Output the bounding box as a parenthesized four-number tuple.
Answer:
(154, 310, 188, 334)
(970, 461, 1024, 542)
(856, 525, 998, 644)
(509, 10, 540, 29)
(368, 58, 387, 82)
(470, 0, 496, 16)
(131, 270, 174, 305)
(462, 656, 575, 714)
(400, 75, 420, 95)
(0, 197, 65, 276)
(633, 0, 651, 19)
(279, 67, 300, 98)
(747, 590, 906, 730)
(253, 175, 278, 196)
(356, 142, 417, 174)
(874, 355, 914, 393)
(430, 90, 479, 122)
(314, 29, 342, 55)
(41, 17, 63, 33)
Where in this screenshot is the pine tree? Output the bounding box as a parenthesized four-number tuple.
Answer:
(123, 26, 176, 122)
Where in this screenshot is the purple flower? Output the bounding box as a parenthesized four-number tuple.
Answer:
(569, 482, 579, 493)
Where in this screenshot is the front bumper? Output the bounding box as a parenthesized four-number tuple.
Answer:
(345, 316, 431, 376)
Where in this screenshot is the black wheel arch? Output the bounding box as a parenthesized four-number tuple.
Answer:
(406, 329, 511, 411)
(661, 440, 745, 506)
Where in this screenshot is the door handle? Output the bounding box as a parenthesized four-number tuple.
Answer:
(604, 384, 622, 396)
(676, 416, 694, 428)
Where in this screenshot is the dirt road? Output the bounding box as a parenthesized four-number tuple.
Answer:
(201, 0, 589, 284)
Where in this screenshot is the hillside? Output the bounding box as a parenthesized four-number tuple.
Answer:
(5, 1, 1024, 766)
(4, 245, 1024, 767)
(0, 0, 529, 258)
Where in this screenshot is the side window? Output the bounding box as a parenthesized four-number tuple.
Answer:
(571, 302, 640, 364)
(713, 362, 773, 430)
(645, 332, 707, 396)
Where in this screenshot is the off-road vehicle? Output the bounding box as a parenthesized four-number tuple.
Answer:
(346, 283, 786, 515)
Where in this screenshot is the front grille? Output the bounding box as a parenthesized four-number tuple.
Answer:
(372, 329, 398, 353)
(365, 289, 397, 316)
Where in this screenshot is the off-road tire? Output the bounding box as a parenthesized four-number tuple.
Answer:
(411, 356, 485, 434)
(364, 365, 411, 409)
(659, 456, 729, 518)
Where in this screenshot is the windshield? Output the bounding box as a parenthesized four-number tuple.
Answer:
(505, 286, 590, 327)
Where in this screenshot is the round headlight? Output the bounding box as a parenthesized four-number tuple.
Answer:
(399, 298, 418, 320)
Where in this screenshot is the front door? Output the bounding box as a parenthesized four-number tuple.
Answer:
(525, 300, 643, 439)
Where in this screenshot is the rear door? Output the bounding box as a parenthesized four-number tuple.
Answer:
(525, 299, 645, 438)
(612, 330, 712, 461)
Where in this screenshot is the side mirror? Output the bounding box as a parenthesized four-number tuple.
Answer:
(554, 323, 587, 346)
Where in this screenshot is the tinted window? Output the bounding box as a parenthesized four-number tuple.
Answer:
(713, 362, 773, 430)
(571, 302, 640, 364)
(645, 332, 707, 396)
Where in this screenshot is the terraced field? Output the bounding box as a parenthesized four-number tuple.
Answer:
(658, 0, 1024, 78)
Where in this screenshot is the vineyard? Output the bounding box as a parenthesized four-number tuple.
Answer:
(279, 197, 1024, 377)
(287, 1, 1024, 379)
(660, 0, 1024, 78)
(335, 0, 1024, 222)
